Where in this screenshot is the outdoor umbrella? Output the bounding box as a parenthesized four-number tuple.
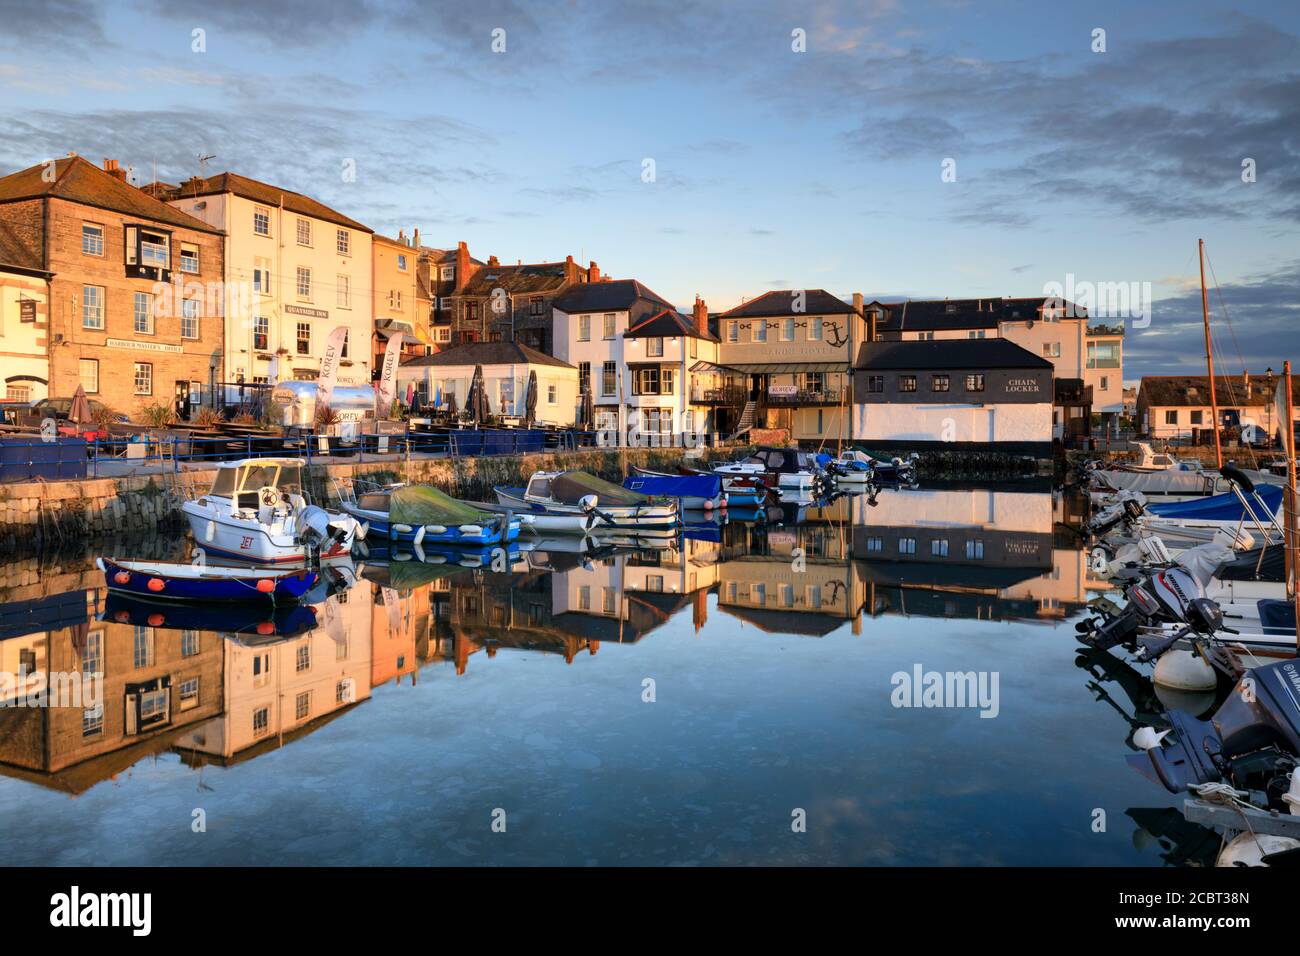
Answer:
(447, 390, 459, 421)
(524, 370, 538, 428)
(404, 381, 415, 407)
(469, 365, 490, 426)
(68, 384, 93, 427)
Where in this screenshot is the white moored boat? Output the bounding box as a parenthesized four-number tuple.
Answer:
(181, 458, 363, 563)
(494, 470, 679, 536)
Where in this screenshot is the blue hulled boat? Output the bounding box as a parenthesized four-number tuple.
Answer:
(97, 557, 318, 604)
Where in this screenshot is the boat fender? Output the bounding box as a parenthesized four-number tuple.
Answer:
(147, 578, 165, 592)
(412, 525, 426, 547)
(458, 524, 484, 536)
(424, 525, 447, 535)
(205, 519, 216, 542)
(147, 613, 165, 627)
(426, 554, 447, 564)
(1216, 832, 1300, 867)
(114, 611, 130, 623)
(114, 571, 131, 585)
(256, 578, 276, 593)
(393, 523, 415, 534)
(256, 621, 276, 636)
(1153, 648, 1217, 691)
(1284, 770, 1300, 816)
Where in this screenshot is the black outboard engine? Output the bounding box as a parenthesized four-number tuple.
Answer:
(1131, 659, 1300, 805)
(1077, 565, 1208, 651)
(1086, 490, 1147, 536)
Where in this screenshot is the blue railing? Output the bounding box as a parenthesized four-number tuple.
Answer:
(0, 428, 613, 482)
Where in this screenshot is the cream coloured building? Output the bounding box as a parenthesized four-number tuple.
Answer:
(0, 259, 51, 404)
(164, 172, 374, 395)
(396, 340, 579, 425)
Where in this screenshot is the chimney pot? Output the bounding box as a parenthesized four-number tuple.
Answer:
(587, 260, 600, 283)
(693, 295, 709, 337)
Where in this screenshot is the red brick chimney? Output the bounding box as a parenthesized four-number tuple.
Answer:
(487, 255, 500, 267)
(454, 241, 476, 291)
(102, 158, 126, 181)
(587, 260, 600, 283)
(565, 254, 577, 282)
(693, 295, 709, 337)
(412, 227, 420, 247)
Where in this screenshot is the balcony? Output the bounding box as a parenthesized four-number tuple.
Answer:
(689, 385, 748, 406)
(764, 388, 844, 407)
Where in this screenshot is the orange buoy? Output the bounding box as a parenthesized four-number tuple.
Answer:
(256, 621, 275, 635)
(147, 613, 164, 627)
(147, 577, 165, 592)
(114, 611, 130, 623)
(114, 571, 131, 585)
(256, 578, 276, 593)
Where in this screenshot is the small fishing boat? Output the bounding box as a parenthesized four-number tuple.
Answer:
(713, 447, 828, 495)
(338, 482, 522, 546)
(674, 463, 770, 506)
(182, 458, 363, 563)
(853, 449, 918, 482)
(624, 469, 725, 510)
(97, 557, 318, 603)
(462, 497, 598, 535)
(495, 470, 679, 532)
(827, 450, 875, 483)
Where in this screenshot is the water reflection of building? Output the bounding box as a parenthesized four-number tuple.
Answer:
(173, 590, 374, 767)
(852, 485, 1092, 622)
(0, 592, 225, 793)
(716, 519, 866, 636)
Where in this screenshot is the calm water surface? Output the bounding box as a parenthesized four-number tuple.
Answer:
(0, 484, 1205, 866)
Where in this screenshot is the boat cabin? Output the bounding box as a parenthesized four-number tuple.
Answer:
(744, 447, 820, 476)
(203, 458, 307, 514)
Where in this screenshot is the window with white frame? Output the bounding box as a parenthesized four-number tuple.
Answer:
(752, 321, 766, 343)
(253, 706, 269, 736)
(810, 317, 823, 341)
(578, 315, 591, 341)
(397, 254, 408, 271)
(647, 337, 663, 356)
(180, 243, 199, 274)
(603, 313, 615, 339)
(181, 299, 199, 339)
(337, 273, 350, 308)
(781, 318, 795, 341)
(296, 691, 311, 720)
(435, 326, 451, 343)
(133, 291, 154, 334)
(82, 285, 104, 329)
(547, 384, 556, 404)
(254, 207, 270, 236)
(296, 218, 312, 246)
(82, 223, 104, 256)
(441, 265, 454, 281)
(601, 361, 616, 396)
(254, 257, 272, 294)
(79, 359, 99, 393)
(336, 229, 350, 255)
(296, 322, 311, 355)
(134, 362, 153, 395)
(1043, 342, 1061, 358)
(253, 314, 269, 351)
(179, 678, 199, 709)
(727, 321, 738, 342)
(296, 267, 311, 300)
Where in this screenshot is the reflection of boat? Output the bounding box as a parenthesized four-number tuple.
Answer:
(495, 471, 679, 533)
(338, 482, 522, 546)
(97, 557, 318, 603)
(625, 469, 725, 510)
(182, 458, 361, 562)
(675, 463, 771, 506)
(100, 592, 319, 639)
(361, 539, 523, 570)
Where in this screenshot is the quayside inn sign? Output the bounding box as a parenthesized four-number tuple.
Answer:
(1006, 377, 1041, 394)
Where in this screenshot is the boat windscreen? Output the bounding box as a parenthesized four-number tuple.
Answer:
(552, 471, 653, 506)
(390, 485, 489, 525)
(239, 463, 283, 491)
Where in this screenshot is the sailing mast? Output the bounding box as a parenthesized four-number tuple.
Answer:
(1198, 239, 1223, 468)
(1285, 362, 1299, 653)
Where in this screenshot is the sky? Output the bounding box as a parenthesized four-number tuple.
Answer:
(1, 0, 1297, 382)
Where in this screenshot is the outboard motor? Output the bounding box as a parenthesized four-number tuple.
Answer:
(1131, 660, 1300, 805)
(1087, 489, 1147, 536)
(297, 505, 346, 549)
(1077, 565, 1210, 651)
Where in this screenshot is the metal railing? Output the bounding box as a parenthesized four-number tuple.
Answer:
(0, 427, 612, 483)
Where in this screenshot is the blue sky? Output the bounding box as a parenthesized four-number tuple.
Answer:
(2, 0, 1297, 381)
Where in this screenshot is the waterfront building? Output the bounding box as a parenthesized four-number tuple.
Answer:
(1135, 372, 1300, 442)
(714, 290, 869, 445)
(396, 340, 579, 425)
(553, 281, 720, 441)
(0, 156, 226, 414)
(0, 222, 53, 404)
(372, 230, 433, 374)
(871, 297, 1125, 440)
(420, 240, 484, 349)
(852, 338, 1054, 455)
(448, 254, 598, 352)
(163, 171, 373, 394)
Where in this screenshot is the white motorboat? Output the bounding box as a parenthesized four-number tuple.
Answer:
(713, 446, 827, 495)
(494, 470, 679, 534)
(181, 458, 363, 563)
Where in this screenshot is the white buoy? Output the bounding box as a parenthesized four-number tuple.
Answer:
(1153, 648, 1217, 691)
(1216, 832, 1300, 867)
(1285, 770, 1300, 816)
(1153, 683, 1217, 718)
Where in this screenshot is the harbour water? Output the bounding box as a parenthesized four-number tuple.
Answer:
(0, 484, 1199, 866)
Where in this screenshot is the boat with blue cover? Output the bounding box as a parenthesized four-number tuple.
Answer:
(339, 481, 522, 546)
(623, 470, 724, 510)
(97, 557, 318, 603)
